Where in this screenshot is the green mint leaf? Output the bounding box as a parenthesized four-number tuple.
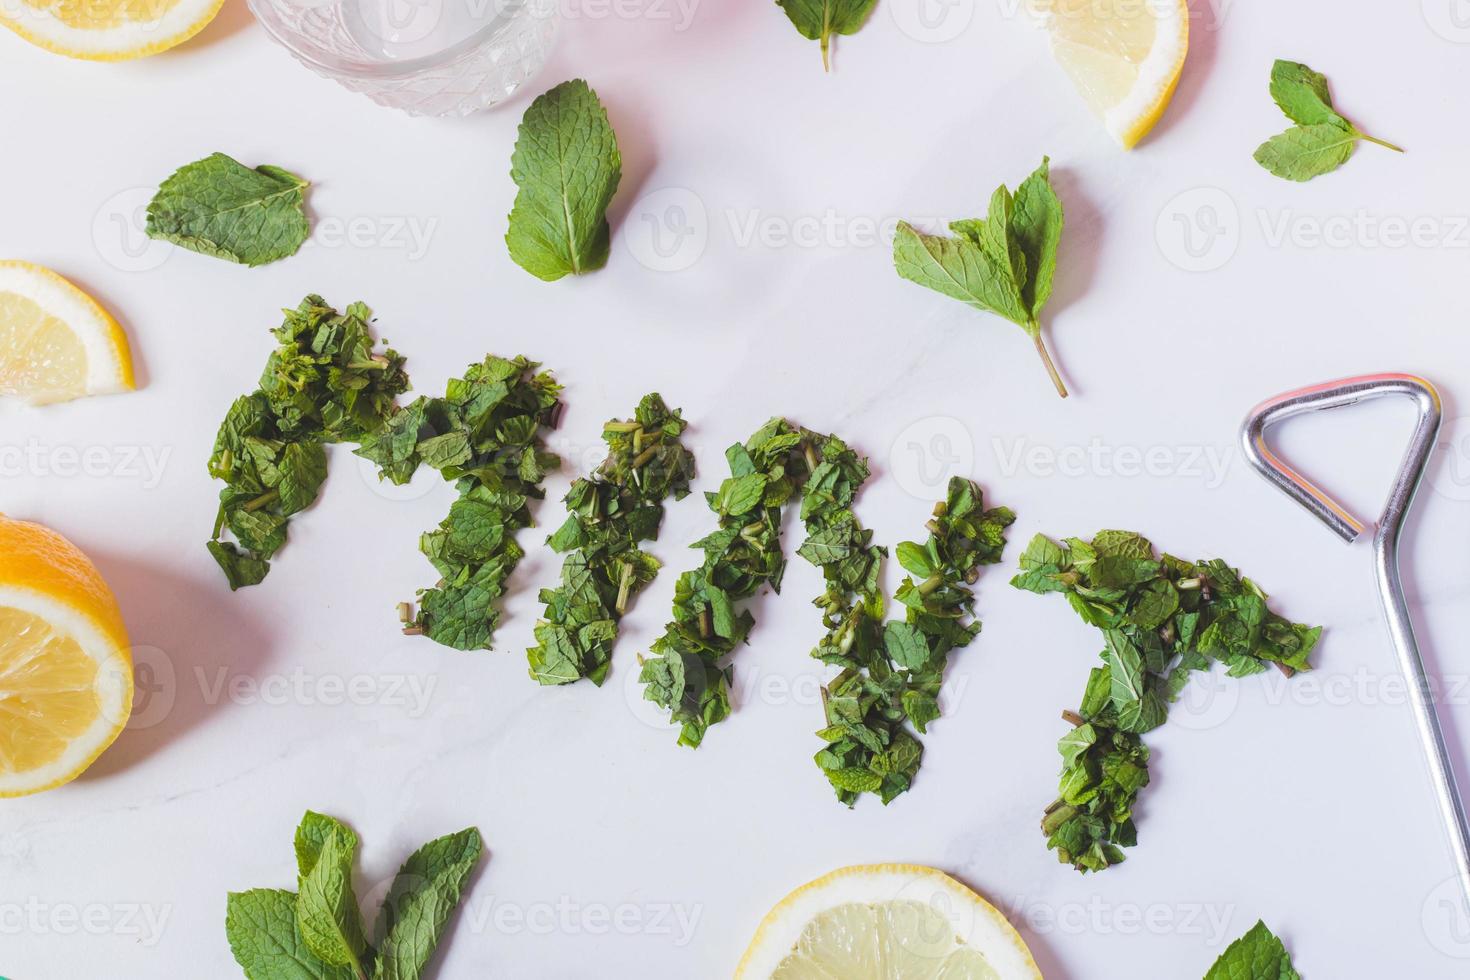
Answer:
(208, 541, 270, 591)
(1268, 59, 1344, 127)
(894, 159, 1069, 396)
(226, 889, 354, 980)
(278, 442, 328, 517)
(296, 830, 370, 975)
(506, 79, 622, 281)
(146, 153, 309, 267)
(1204, 920, 1300, 980)
(294, 812, 359, 887)
(1253, 123, 1358, 181)
(373, 828, 483, 980)
(776, 0, 877, 70)
(1256, 61, 1403, 182)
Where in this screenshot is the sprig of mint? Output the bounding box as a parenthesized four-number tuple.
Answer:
(147, 153, 311, 267)
(355, 356, 562, 650)
(776, 0, 877, 71)
(1254, 60, 1402, 181)
(207, 296, 409, 590)
(1205, 921, 1300, 980)
(226, 811, 481, 980)
(639, 418, 814, 747)
(894, 157, 1069, 397)
(528, 393, 696, 686)
(506, 79, 623, 281)
(1014, 531, 1321, 872)
(806, 474, 1013, 805)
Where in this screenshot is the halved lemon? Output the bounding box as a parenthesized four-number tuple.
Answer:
(0, 261, 134, 405)
(736, 864, 1042, 979)
(0, 515, 133, 797)
(0, 0, 225, 61)
(1031, 0, 1189, 148)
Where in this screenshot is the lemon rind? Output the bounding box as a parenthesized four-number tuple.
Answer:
(0, 0, 225, 61)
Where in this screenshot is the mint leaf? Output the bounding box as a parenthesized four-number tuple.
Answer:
(226, 889, 354, 980)
(294, 812, 358, 887)
(506, 79, 622, 281)
(895, 158, 1069, 396)
(1268, 60, 1343, 127)
(146, 153, 310, 267)
(296, 830, 370, 976)
(1255, 60, 1402, 182)
(1253, 123, 1358, 182)
(1204, 920, 1300, 980)
(776, 0, 878, 71)
(373, 828, 483, 980)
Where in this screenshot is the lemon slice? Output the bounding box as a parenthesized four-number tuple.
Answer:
(1032, 0, 1189, 148)
(0, 515, 133, 798)
(736, 864, 1041, 980)
(0, 261, 134, 405)
(0, 0, 225, 60)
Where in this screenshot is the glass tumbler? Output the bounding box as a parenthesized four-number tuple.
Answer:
(247, 0, 558, 117)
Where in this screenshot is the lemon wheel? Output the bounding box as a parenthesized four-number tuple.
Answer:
(0, 261, 135, 405)
(0, 0, 225, 60)
(0, 515, 133, 797)
(736, 864, 1041, 980)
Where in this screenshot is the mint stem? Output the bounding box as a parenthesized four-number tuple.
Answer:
(1032, 331, 1069, 399)
(1358, 131, 1404, 153)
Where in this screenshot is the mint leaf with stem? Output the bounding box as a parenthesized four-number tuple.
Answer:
(295, 829, 371, 978)
(146, 153, 310, 267)
(894, 157, 1069, 397)
(506, 79, 622, 281)
(1255, 59, 1402, 182)
(528, 393, 695, 686)
(1204, 920, 1300, 980)
(373, 828, 484, 980)
(1015, 531, 1321, 872)
(776, 0, 878, 71)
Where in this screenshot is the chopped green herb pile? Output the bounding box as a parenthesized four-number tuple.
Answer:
(639, 418, 814, 747)
(506, 79, 623, 281)
(1204, 920, 1300, 980)
(776, 0, 877, 71)
(893, 157, 1069, 397)
(1254, 59, 1402, 182)
(1013, 530, 1320, 872)
(226, 810, 481, 980)
(528, 393, 696, 686)
(207, 296, 409, 590)
(808, 475, 1013, 805)
(147, 152, 311, 266)
(356, 356, 562, 651)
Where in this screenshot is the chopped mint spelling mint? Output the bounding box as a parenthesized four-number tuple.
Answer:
(226, 811, 482, 980)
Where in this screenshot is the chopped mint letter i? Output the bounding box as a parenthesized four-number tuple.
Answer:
(207, 296, 409, 589)
(226, 810, 482, 980)
(894, 157, 1069, 397)
(528, 393, 696, 685)
(355, 356, 562, 650)
(1013, 530, 1321, 872)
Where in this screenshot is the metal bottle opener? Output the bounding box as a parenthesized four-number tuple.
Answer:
(1241, 372, 1470, 907)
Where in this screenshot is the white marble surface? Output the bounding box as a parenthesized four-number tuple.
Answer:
(5, 1, 1470, 977)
